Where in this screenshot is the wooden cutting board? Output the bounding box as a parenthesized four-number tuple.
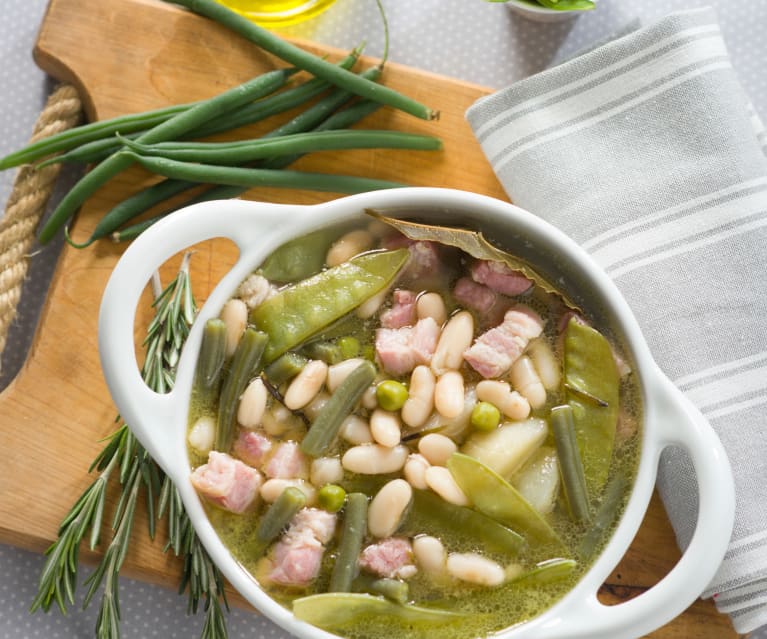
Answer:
(0, 0, 737, 636)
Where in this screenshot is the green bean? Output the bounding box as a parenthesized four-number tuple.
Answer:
(252, 486, 306, 557)
(38, 68, 294, 244)
(0, 103, 192, 170)
(551, 405, 591, 524)
(164, 0, 437, 120)
(252, 250, 408, 363)
(577, 472, 628, 560)
(329, 492, 368, 592)
(301, 361, 377, 457)
(509, 558, 578, 586)
(215, 328, 268, 452)
(122, 152, 407, 198)
(110, 98, 383, 244)
(302, 340, 343, 366)
(36, 134, 136, 168)
(369, 578, 409, 604)
(194, 318, 228, 391)
(263, 352, 308, 386)
(260, 228, 336, 283)
(121, 129, 441, 165)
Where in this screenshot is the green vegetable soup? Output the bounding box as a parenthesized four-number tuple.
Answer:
(187, 212, 642, 639)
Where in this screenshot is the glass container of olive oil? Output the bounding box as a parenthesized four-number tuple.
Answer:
(217, 0, 337, 26)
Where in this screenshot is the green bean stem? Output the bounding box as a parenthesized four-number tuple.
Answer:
(551, 405, 592, 524)
(252, 487, 306, 557)
(215, 328, 268, 452)
(164, 0, 437, 120)
(301, 361, 377, 457)
(122, 152, 407, 195)
(329, 493, 368, 592)
(194, 318, 228, 391)
(38, 68, 293, 244)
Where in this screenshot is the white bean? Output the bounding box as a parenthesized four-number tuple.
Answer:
(260, 478, 317, 506)
(431, 311, 474, 375)
(446, 552, 505, 586)
(403, 453, 431, 490)
(434, 371, 465, 419)
(413, 535, 447, 575)
(188, 416, 215, 454)
(476, 380, 531, 421)
(416, 292, 447, 326)
(418, 433, 457, 467)
(369, 409, 402, 447)
(284, 359, 328, 410)
(361, 385, 379, 410)
(237, 378, 268, 428)
(356, 288, 388, 319)
(310, 457, 344, 487)
(342, 444, 409, 475)
(510, 355, 547, 409)
(327, 358, 367, 393)
(368, 479, 413, 538)
(326, 229, 374, 267)
(401, 365, 435, 429)
(220, 298, 248, 357)
(526, 338, 561, 391)
(425, 466, 470, 506)
(339, 415, 374, 445)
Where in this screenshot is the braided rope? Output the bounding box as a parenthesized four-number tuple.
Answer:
(0, 84, 83, 372)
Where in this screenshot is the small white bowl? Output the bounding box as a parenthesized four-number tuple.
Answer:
(99, 188, 733, 639)
(504, 0, 595, 23)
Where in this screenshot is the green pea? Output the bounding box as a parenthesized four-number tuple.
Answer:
(471, 401, 501, 432)
(337, 336, 360, 359)
(376, 380, 409, 412)
(318, 484, 347, 513)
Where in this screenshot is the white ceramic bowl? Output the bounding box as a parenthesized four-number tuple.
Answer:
(504, 0, 595, 23)
(99, 188, 734, 639)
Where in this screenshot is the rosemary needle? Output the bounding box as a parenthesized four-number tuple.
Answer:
(31, 253, 229, 639)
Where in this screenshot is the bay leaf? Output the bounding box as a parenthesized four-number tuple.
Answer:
(366, 210, 580, 311)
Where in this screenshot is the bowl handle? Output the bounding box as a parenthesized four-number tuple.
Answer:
(98, 199, 305, 475)
(517, 367, 735, 639)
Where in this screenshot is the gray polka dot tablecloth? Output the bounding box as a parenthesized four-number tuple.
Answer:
(1, 0, 767, 637)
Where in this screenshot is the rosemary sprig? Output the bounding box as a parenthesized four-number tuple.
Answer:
(31, 252, 229, 639)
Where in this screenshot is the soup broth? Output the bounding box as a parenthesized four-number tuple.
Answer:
(186, 212, 642, 639)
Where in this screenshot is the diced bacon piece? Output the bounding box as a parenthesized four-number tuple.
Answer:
(268, 508, 337, 587)
(359, 537, 417, 579)
(375, 317, 440, 376)
(463, 306, 544, 379)
(380, 289, 417, 329)
(453, 277, 497, 314)
(265, 441, 309, 479)
(232, 430, 272, 468)
(470, 260, 533, 296)
(190, 451, 262, 514)
(382, 235, 442, 281)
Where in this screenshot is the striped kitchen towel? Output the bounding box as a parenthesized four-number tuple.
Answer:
(467, 7, 767, 634)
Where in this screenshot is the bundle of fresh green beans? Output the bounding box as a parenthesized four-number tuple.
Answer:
(0, 0, 441, 248)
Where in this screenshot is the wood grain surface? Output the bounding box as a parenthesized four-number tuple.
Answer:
(0, 0, 738, 636)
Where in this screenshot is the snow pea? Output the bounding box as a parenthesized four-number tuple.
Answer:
(293, 593, 463, 632)
(563, 318, 620, 495)
(250, 249, 409, 363)
(447, 453, 562, 549)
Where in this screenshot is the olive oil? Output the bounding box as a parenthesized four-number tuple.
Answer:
(217, 0, 337, 26)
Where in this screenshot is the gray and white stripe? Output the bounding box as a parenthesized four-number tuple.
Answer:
(467, 7, 767, 634)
